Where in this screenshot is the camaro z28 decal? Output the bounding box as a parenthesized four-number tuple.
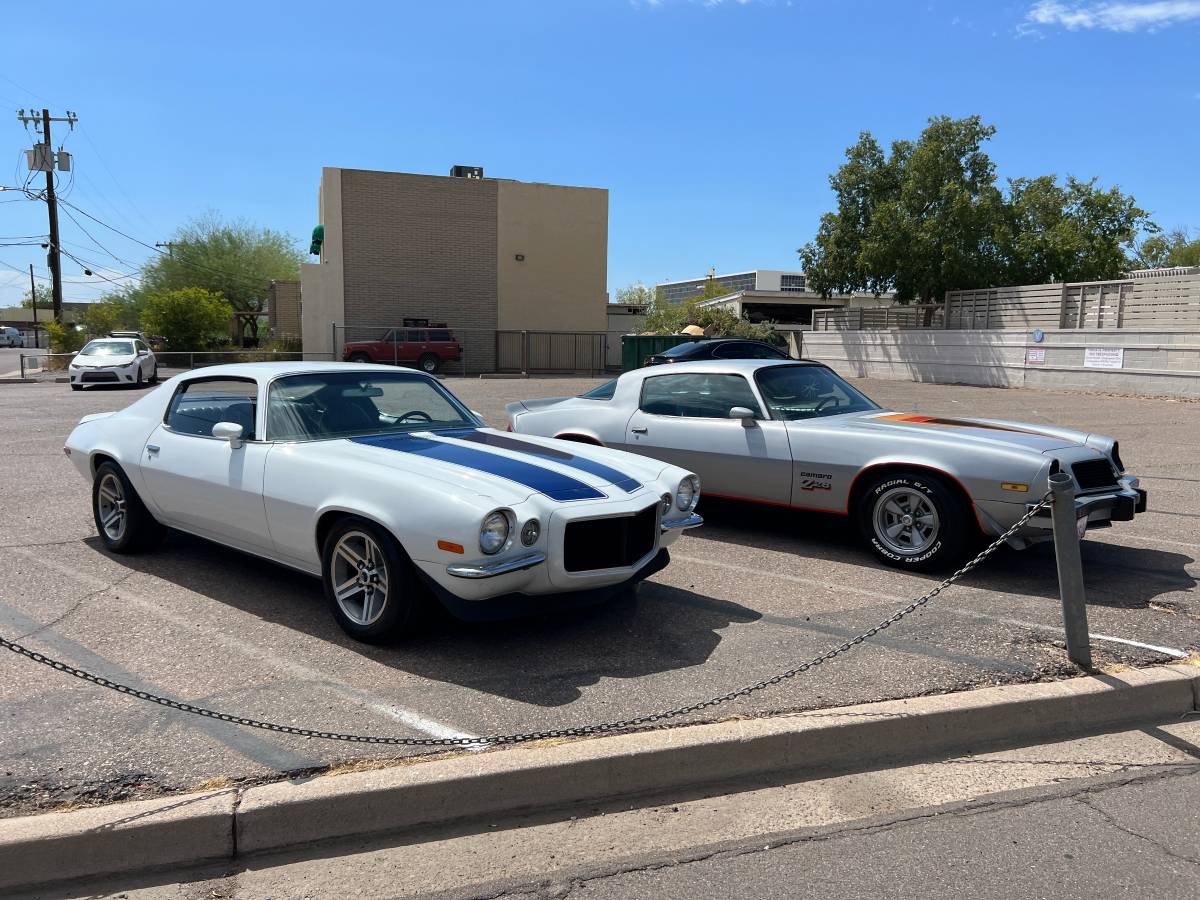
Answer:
(798, 471, 833, 492)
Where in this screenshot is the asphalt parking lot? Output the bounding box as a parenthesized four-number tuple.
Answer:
(1, 373, 1197, 817)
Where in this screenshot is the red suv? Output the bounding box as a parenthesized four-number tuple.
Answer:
(342, 327, 462, 374)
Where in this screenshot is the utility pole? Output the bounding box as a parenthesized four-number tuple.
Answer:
(28, 264, 38, 328)
(155, 241, 176, 257)
(16, 109, 77, 324)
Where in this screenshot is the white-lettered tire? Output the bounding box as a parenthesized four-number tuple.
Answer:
(321, 516, 422, 642)
(92, 461, 163, 553)
(856, 471, 970, 571)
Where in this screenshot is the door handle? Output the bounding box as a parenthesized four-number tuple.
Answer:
(631, 427, 648, 434)
(146, 444, 160, 454)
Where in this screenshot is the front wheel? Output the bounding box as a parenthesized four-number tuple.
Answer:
(322, 517, 423, 642)
(856, 471, 970, 571)
(149, 364, 158, 384)
(92, 461, 163, 553)
(348, 352, 372, 364)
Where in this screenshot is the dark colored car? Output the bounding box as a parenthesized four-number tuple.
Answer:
(644, 338, 789, 367)
(343, 328, 463, 374)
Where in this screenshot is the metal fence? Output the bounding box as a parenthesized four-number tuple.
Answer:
(19, 349, 335, 380)
(332, 324, 625, 376)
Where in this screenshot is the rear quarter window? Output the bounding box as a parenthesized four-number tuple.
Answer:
(578, 379, 617, 400)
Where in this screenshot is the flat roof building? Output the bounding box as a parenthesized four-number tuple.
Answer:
(657, 270, 808, 305)
(301, 166, 609, 368)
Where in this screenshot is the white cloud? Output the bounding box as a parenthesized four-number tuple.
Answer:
(1025, 1, 1200, 32)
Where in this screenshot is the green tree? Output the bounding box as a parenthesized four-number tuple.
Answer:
(999, 176, 1149, 284)
(642, 279, 775, 341)
(800, 115, 1153, 301)
(82, 299, 128, 337)
(1132, 227, 1200, 269)
(44, 320, 85, 355)
(613, 281, 659, 308)
(21, 284, 53, 309)
(140, 287, 233, 350)
(140, 215, 303, 344)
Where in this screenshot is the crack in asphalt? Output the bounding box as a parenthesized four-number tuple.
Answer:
(1073, 793, 1200, 869)
(12, 569, 134, 642)
(473, 763, 1200, 900)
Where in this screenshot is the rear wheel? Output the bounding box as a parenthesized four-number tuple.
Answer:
(92, 461, 163, 553)
(418, 353, 440, 374)
(322, 517, 422, 642)
(71, 384, 82, 391)
(856, 471, 969, 571)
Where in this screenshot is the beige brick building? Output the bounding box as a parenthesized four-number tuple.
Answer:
(300, 167, 609, 369)
(267, 280, 301, 339)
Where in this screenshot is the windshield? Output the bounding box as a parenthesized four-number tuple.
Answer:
(267, 371, 477, 441)
(79, 340, 134, 357)
(755, 365, 880, 421)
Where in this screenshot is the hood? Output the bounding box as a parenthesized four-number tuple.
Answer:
(73, 353, 137, 367)
(312, 427, 652, 504)
(848, 412, 1088, 453)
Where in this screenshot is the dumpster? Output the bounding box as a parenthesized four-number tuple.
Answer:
(620, 334, 699, 372)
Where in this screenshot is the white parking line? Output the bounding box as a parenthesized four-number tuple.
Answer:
(943, 607, 1188, 658)
(10, 547, 481, 745)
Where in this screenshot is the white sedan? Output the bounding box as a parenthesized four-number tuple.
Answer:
(64, 362, 702, 641)
(69, 337, 158, 390)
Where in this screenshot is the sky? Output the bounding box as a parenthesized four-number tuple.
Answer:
(1, 0, 1198, 307)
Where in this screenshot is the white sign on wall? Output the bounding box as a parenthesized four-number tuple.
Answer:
(1083, 347, 1124, 369)
(1026, 347, 1046, 365)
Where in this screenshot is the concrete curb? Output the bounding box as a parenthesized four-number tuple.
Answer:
(2, 664, 1197, 892)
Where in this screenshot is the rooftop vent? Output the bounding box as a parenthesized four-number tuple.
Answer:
(450, 165, 484, 179)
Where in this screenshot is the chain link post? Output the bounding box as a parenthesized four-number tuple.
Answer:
(1049, 472, 1092, 668)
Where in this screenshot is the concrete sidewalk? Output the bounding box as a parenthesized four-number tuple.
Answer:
(17, 705, 1200, 898)
(2, 662, 1197, 895)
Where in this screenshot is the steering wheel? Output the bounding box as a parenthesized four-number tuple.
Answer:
(395, 410, 433, 423)
(813, 396, 838, 414)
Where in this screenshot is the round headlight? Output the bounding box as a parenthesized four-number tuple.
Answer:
(479, 510, 511, 555)
(675, 475, 700, 512)
(520, 518, 540, 547)
(661, 492, 673, 516)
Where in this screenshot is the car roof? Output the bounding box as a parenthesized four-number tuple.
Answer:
(624, 359, 825, 378)
(173, 361, 430, 381)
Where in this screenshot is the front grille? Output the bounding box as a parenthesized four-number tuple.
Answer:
(1072, 459, 1119, 491)
(81, 370, 119, 383)
(564, 504, 658, 572)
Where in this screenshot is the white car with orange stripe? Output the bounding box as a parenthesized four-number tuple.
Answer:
(63, 362, 702, 642)
(506, 360, 1146, 570)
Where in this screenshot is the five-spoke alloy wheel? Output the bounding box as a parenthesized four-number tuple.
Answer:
(321, 516, 422, 641)
(91, 461, 163, 553)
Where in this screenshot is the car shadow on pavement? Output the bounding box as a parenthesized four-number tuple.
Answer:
(92, 533, 762, 708)
(691, 498, 1197, 610)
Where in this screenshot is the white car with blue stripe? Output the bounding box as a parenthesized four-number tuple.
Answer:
(63, 362, 702, 641)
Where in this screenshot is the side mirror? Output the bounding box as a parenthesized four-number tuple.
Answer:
(137, 349, 149, 356)
(212, 421, 245, 449)
(729, 406, 757, 427)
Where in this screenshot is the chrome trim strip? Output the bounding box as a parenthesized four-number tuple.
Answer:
(446, 552, 547, 579)
(661, 513, 704, 532)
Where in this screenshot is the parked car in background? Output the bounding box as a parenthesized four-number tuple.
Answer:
(0, 326, 24, 348)
(343, 327, 463, 374)
(644, 339, 788, 367)
(68, 337, 157, 390)
(507, 360, 1146, 571)
(63, 362, 702, 641)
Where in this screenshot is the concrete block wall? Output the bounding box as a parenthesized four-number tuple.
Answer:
(802, 329, 1200, 399)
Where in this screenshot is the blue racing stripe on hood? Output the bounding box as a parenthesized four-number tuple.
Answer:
(436, 428, 642, 493)
(351, 433, 606, 501)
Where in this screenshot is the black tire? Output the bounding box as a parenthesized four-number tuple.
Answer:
(321, 516, 423, 642)
(135, 366, 144, 388)
(149, 365, 158, 384)
(92, 461, 164, 553)
(71, 384, 82, 391)
(348, 352, 372, 364)
(418, 353, 440, 374)
(856, 470, 970, 571)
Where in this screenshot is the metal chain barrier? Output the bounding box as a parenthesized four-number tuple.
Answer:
(0, 493, 1053, 748)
